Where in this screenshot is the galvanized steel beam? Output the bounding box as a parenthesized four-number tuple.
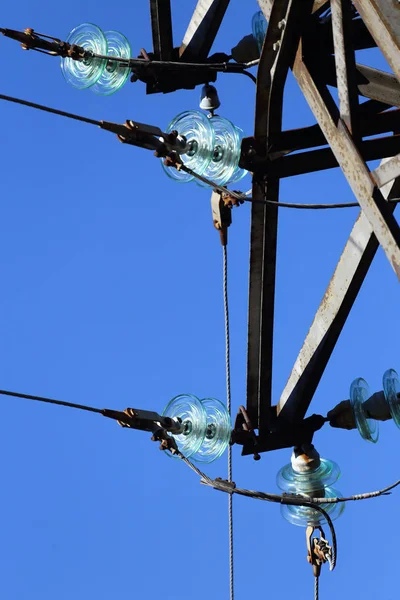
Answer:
(270, 109, 400, 155)
(249, 0, 400, 443)
(352, 0, 400, 84)
(268, 134, 400, 178)
(277, 172, 400, 423)
(322, 61, 400, 108)
(373, 154, 400, 188)
(246, 0, 292, 434)
(292, 46, 400, 279)
(330, 0, 359, 136)
(179, 0, 230, 60)
(247, 0, 315, 434)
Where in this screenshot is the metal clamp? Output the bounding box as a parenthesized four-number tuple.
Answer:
(211, 190, 232, 246)
(306, 525, 332, 578)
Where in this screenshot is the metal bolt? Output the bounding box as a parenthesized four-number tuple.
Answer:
(278, 19, 286, 30)
(273, 41, 281, 52)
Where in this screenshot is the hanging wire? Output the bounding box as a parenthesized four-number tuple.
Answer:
(314, 576, 319, 600)
(177, 448, 338, 569)
(222, 244, 234, 600)
(178, 165, 400, 209)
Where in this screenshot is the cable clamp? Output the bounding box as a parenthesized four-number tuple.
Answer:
(306, 525, 333, 577)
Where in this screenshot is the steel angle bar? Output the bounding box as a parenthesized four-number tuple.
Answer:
(270, 109, 400, 155)
(269, 134, 400, 178)
(292, 47, 400, 278)
(247, 0, 315, 435)
(352, 0, 400, 84)
(320, 60, 400, 108)
(257, 0, 329, 20)
(330, 0, 359, 136)
(150, 0, 173, 60)
(179, 0, 230, 60)
(246, 0, 290, 434)
(373, 154, 400, 188)
(355, 65, 400, 108)
(277, 170, 400, 423)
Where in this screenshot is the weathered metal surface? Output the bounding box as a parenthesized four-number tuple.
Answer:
(257, 0, 328, 20)
(246, 0, 293, 434)
(330, 0, 359, 135)
(267, 134, 400, 178)
(150, 0, 173, 60)
(317, 13, 376, 52)
(241, 414, 327, 455)
(373, 154, 400, 188)
(321, 60, 400, 107)
(355, 65, 400, 107)
(179, 0, 230, 59)
(248, 0, 400, 441)
(268, 109, 400, 155)
(277, 172, 400, 422)
(352, 0, 400, 84)
(248, 0, 319, 435)
(292, 46, 400, 279)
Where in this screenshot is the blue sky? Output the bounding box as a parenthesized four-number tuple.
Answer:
(0, 2, 399, 599)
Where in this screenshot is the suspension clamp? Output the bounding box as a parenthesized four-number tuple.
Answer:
(211, 190, 232, 246)
(306, 525, 333, 578)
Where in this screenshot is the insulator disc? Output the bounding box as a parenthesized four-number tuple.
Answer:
(252, 10, 267, 53)
(277, 458, 341, 494)
(61, 23, 107, 90)
(383, 368, 400, 428)
(191, 398, 231, 463)
(280, 486, 345, 527)
(196, 115, 247, 187)
(162, 394, 207, 458)
(92, 30, 131, 95)
(350, 377, 379, 443)
(161, 110, 214, 183)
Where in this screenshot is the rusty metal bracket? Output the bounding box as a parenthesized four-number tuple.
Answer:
(231, 405, 261, 460)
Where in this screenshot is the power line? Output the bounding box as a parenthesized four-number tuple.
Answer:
(0, 94, 100, 126)
(1, 92, 399, 211)
(0, 388, 103, 414)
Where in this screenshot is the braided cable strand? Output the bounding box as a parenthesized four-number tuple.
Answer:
(223, 244, 234, 600)
(177, 453, 214, 485)
(314, 577, 319, 600)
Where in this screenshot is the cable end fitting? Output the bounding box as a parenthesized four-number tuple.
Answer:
(211, 190, 231, 246)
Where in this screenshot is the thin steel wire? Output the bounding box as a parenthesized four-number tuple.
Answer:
(179, 165, 400, 208)
(223, 244, 234, 600)
(314, 577, 319, 600)
(177, 453, 214, 485)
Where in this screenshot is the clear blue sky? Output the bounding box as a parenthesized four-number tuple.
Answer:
(0, 2, 399, 599)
